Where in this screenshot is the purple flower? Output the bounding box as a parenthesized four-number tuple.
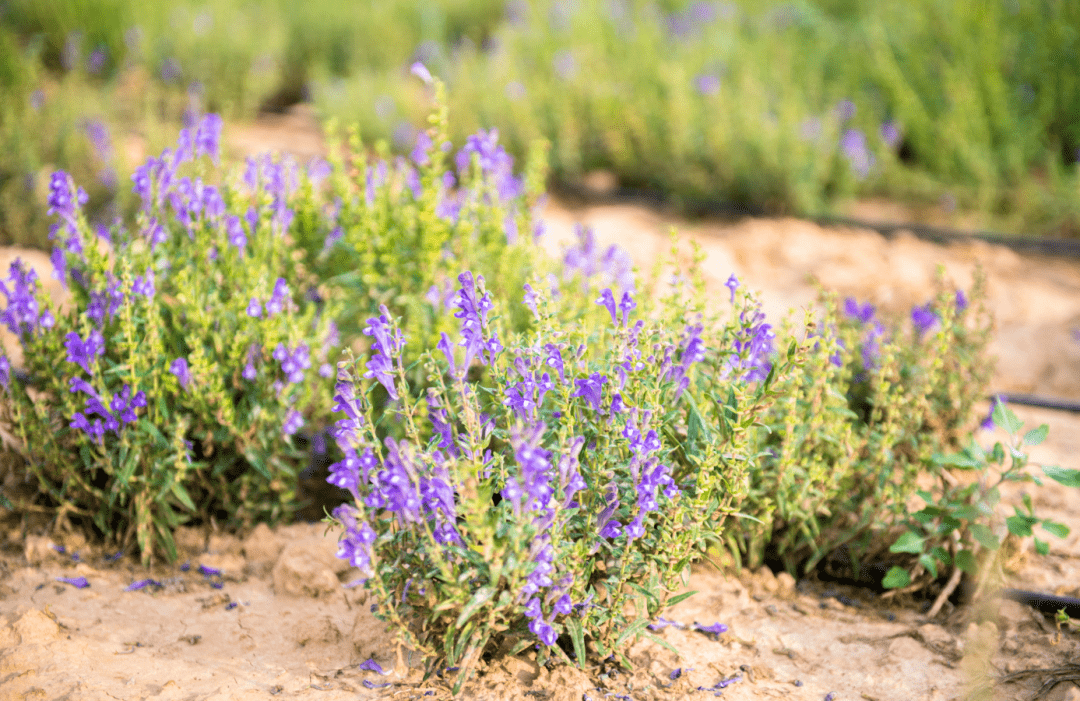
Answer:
(955, 289, 968, 312)
(843, 297, 875, 324)
(64, 329, 105, 374)
(170, 357, 191, 390)
(649, 617, 687, 631)
(278, 343, 311, 384)
(132, 268, 155, 298)
(359, 658, 386, 674)
(502, 425, 556, 523)
(195, 113, 222, 164)
(981, 395, 1005, 431)
(0, 260, 52, 338)
(597, 288, 617, 324)
(834, 99, 856, 122)
(282, 409, 304, 436)
(911, 304, 937, 335)
(453, 272, 498, 370)
(125, 578, 162, 592)
(47, 171, 88, 226)
(880, 121, 901, 149)
(0, 354, 9, 390)
(693, 621, 728, 637)
(694, 73, 721, 96)
(410, 61, 433, 85)
(840, 129, 875, 180)
(198, 564, 221, 577)
(265, 278, 290, 316)
(572, 373, 607, 412)
(226, 216, 247, 253)
(246, 297, 261, 318)
(725, 274, 739, 303)
(362, 308, 402, 400)
(56, 576, 89, 589)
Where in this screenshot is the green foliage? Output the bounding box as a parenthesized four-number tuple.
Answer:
(730, 272, 996, 576)
(881, 400, 1077, 590)
(0, 122, 339, 565)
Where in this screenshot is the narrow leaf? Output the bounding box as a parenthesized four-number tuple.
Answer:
(454, 587, 495, 629)
(564, 618, 586, 669)
(666, 590, 698, 607)
(1034, 538, 1049, 556)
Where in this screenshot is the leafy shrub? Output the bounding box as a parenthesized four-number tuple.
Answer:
(732, 276, 998, 576)
(325, 256, 797, 684)
(0, 114, 340, 564)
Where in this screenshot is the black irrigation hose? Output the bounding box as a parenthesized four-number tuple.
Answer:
(1003, 588, 1080, 620)
(990, 393, 1080, 414)
(810, 214, 1080, 258)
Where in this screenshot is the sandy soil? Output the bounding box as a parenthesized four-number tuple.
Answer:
(3, 152, 1080, 697)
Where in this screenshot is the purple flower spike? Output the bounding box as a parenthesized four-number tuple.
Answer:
(725, 274, 739, 303)
(359, 658, 386, 674)
(170, 357, 191, 390)
(410, 62, 433, 85)
(56, 576, 90, 589)
(843, 297, 875, 324)
(362, 308, 402, 400)
(572, 373, 607, 413)
(597, 288, 617, 324)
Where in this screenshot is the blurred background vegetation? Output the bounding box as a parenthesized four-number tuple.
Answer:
(1, 0, 1078, 249)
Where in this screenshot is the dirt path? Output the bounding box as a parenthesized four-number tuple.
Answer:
(3, 195, 1080, 698)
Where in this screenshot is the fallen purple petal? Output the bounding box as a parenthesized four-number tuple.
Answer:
(362, 680, 393, 690)
(649, 616, 687, 631)
(359, 658, 385, 674)
(56, 576, 89, 589)
(693, 621, 729, 636)
(124, 578, 163, 592)
(225, 602, 238, 610)
(198, 564, 222, 577)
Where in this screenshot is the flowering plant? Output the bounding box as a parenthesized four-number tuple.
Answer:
(0, 114, 339, 564)
(326, 256, 795, 684)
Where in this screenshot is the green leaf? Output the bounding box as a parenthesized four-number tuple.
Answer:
(881, 566, 911, 589)
(666, 590, 698, 607)
(564, 618, 586, 669)
(643, 632, 680, 656)
(1041, 520, 1070, 539)
(918, 553, 938, 580)
(170, 482, 197, 512)
(889, 531, 924, 554)
(955, 549, 977, 574)
(0, 491, 12, 510)
(614, 619, 649, 650)
(1006, 515, 1035, 538)
(970, 524, 1000, 550)
(454, 587, 495, 628)
(1023, 424, 1049, 446)
(934, 452, 982, 470)
(992, 402, 1023, 435)
(1034, 538, 1049, 556)
(1043, 465, 1080, 488)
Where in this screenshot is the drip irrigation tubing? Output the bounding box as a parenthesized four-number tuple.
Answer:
(811, 214, 1080, 258)
(990, 393, 1080, 414)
